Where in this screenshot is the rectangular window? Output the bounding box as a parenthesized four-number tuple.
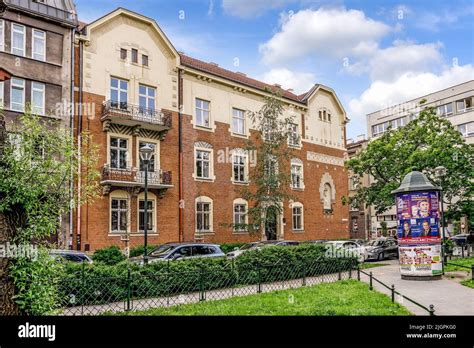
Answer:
(292, 207, 302, 230)
(0, 20, 4, 51)
(139, 84, 156, 115)
(291, 164, 303, 189)
(288, 123, 300, 146)
(110, 137, 128, 169)
(11, 78, 25, 112)
(142, 54, 149, 66)
(456, 98, 472, 112)
(110, 77, 128, 109)
(437, 103, 453, 116)
(233, 154, 246, 183)
(131, 48, 138, 63)
(0, 81, 3, 107)
(138, 141, 156, 172)
(234, 204, 246, 231)
(138, 200, 154, 232)
(111, 198, 128, 233)
(120, 48, 127, 60)
(196, 149, 211, 179)
(31, 82, 45, 115)
(32, 29, 46, 61)
(11, 23, 25, 56)
(195, 98, 210, 128)
(458, 122, 474, 138)
(232, 108, 245, 135)
(196, 202, 211, 232)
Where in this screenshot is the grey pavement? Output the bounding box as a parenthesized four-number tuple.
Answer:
(360, 260, 474, 315)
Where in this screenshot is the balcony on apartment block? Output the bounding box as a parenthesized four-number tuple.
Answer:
(100, 164, 173, 192)
(101, 101, 172, 133)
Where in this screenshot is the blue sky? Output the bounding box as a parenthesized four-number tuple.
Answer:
(75, 0, 474, 138)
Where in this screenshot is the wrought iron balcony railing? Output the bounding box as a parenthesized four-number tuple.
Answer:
(102, 101, 172, 129)
(101, 165, 172, 187)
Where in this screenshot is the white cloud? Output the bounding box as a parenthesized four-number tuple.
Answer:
(259, 68, 316, 94)
(222, 0, 290, 19)
(259, 8, 391, 65)
(348, 64, 474, 125)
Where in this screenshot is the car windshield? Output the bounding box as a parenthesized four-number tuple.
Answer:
(149, 245, 176, 257)
(368, 240, 385, 247)
(240, 243, 259, 250)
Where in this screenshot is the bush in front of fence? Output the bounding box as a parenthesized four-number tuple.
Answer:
(91, 246, 126, 265)
(58, 244, 357, 309)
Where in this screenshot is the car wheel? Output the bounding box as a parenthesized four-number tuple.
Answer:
(378, 252, 384, 261)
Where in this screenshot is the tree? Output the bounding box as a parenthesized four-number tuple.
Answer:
(0, 109, 100, 314)
(346, 105, 474, 226)
(233, 93, 298, 239)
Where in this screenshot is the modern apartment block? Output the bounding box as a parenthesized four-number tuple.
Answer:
(0, 0, 77, 245)
(366, 80, 474, 236)
(73, 8, 350, 251)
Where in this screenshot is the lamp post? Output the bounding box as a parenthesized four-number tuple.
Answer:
(139, 144, 154, 264)
(435, 166, 447, 270)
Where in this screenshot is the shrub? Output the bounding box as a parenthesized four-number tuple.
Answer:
(219, 242, 247, 254)
(92, 246, 126, 265)
(129, 245, 159, 258)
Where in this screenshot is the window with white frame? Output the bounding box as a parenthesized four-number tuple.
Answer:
(458, 122, 474, 138)
(194, 142, 213, 180)
(291, 159, 303, 189)
(138, 199, 154, 233)
(232, 151, 247, 183)
(292, 203, 303, 231)
(232, 108, 246, 135)
(288, 123, 300, 146)
(0, 81, 3, 107)
(31, 82, 45, 115)
(0, 20, 4, 52)
(437, 103, 453, 116)
(195, 98, 210, 128)
(196, 196, 212, 232)
(110, 77, 128, 109)
(138, 141, 156, 172)
(264, 155, 278, 178)
(139, 84, 156, 113)
(32, 29, 46, 61)
(11, 78, 25, 112)
(110, 137, 128, 169)
(11, 23, 25, 56)
(111, 198, 128, 233)
(233, 199, 248, 232)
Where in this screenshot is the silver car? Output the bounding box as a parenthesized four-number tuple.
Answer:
(131, 243, 226, 264)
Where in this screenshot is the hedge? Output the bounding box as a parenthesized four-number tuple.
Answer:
(58, 244, 357, 308)
(92, 246, 126, 265)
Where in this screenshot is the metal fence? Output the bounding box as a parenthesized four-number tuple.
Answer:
(57, 258, 357, 316)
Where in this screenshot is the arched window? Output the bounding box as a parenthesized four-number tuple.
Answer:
(319, 172, 336, 213)
(323, 183, 332, 211)
(233, 198, 248, 232)
(109, 190, 129, 234)
(291, 202, 304, 231)
(195, 196, 213, 233)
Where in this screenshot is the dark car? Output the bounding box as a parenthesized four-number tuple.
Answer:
(365, 238, 398, 261)
(49, 250, 93, 263)
(450, 234, 471, 246)
(131, 243, 225, 264)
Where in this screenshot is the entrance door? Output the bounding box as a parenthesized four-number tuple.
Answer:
(265, 206, 278, 241)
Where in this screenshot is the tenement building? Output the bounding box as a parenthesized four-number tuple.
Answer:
(0, 0, 78, 246)
(73, 8, 350, 251)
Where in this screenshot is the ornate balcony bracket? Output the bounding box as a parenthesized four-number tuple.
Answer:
(102, 184, 111, 196)
(102, 119, 111, 132)
(157, 188, 169, 199)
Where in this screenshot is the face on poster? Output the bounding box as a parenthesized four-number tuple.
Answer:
(396, 191, 440, 240)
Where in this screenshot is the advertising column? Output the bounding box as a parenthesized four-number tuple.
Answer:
(396, 191, 442, 277)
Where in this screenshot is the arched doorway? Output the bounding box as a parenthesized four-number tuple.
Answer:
(265, 206, 279, 241)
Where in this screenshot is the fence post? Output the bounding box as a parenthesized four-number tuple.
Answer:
(126, 268, 131, 311)
(369, 272, 373, 290)
(302, 260, 307, 286)
(338, 265, 342, 281)
(81, 260, 85, 315)
(257, 264, 262, 293)
(462, 246, 465, 258)
(348, 260, 352, 279)
(199, 267, 205, 302)
(429, 304, 435, 316)
(391, 284, 395, 303)
(471, 265, 474, 281)
(357, 264, 360, 281)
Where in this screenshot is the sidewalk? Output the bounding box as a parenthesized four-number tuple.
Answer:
(360, 260, 474, 315)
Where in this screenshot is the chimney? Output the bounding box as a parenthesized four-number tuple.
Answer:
(357, 134, 365, 142)
(209, 62, 219, 67)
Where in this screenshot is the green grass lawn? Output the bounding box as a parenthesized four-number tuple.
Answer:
(445, 256, 474, 273)
(460, 279, 474, 289)
(114, 280, 411, 316)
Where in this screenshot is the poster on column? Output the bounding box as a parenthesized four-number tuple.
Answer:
(396, 191, 442, 276)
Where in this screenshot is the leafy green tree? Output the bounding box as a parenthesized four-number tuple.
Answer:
(232, 93, 298, 239)
(0, 109, 100, 314)
(346, 106, 474, 226)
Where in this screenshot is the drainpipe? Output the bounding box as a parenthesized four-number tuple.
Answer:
(178, 68, 184, 242)
(68, 26, 75, 250)
(76, 37, 84, 250)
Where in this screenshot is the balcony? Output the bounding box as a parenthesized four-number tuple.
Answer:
(102, 101, 172, 133)
(100, 165, 173, 195)
(5, 0, 77, 26)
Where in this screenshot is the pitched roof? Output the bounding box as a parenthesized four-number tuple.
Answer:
(180, 54, 307, 103)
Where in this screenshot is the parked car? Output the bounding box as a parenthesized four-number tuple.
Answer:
(130, 243, 225, 264)
(365, 238, 398, 261)
(226, 240, 300, 258)
(49, 250, 93, 263)
(324, 240, 367, 262)
(349, 239, 367, 246)
(450, 234, 471, 246)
